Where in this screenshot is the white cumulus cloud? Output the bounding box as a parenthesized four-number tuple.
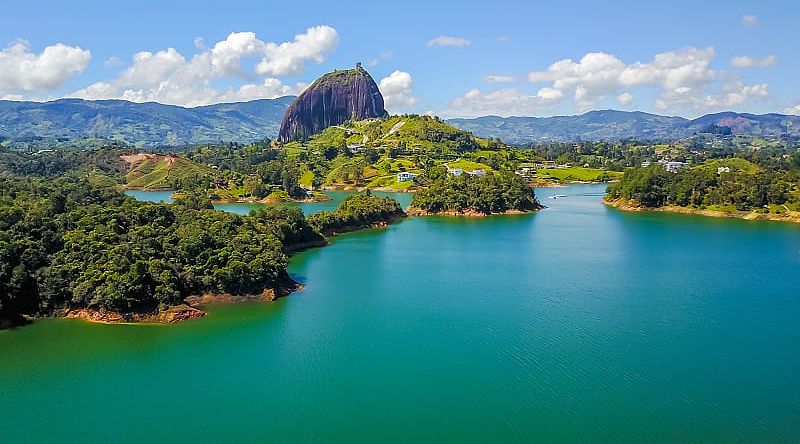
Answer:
(617, 92, 634, 106)
(526, 46, 769, 113)
(731, 55, 777, 68)
(0, 40, 90, 95)
(742, 14, 759, 29)
(785, 104, 800, 116)
(655, 80, 768, 111)
(447, 88, 559, 117)
(427, 36, 471, 47)
(379, 70, 417, 112)
(70, 26, 337, 107)
(256, 25, 339, 76)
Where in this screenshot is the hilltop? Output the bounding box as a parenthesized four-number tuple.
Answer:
(278, 64, 386, 142)
(280, 114, 514, 191)
(121, 153, 217, 190)
(299, 114, 494, 152)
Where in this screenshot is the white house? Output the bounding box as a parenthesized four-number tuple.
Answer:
(467, 169, 486, 177)
(717, 166, 731, 174)
(664, 161, 689, 173)
(448, 168, 464, 176)
(397, 172, 416, 182)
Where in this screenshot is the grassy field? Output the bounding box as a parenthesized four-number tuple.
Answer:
(124, 155, 215, 189)
(536, 167, 622, 182)
(444, 159, 493, 172)
(299, 170, 315, 188)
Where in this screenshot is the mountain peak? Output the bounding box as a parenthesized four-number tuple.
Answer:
(277, 66, 387, 142)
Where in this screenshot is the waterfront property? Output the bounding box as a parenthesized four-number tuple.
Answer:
(397, 171, 416, 182)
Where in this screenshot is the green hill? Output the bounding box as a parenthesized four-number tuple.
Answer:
(307, 115, 496, 153)
(281, 115, 509, 191)
(123, 154, 216, 189)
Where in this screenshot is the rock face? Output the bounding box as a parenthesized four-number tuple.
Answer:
(278, 64, 387, 142)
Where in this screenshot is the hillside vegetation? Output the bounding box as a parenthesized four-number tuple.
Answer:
(0, 175, 327, 326)
(123, 153, 217, 190)
(307, 194, 406, 235)
(410, 173, 541, 215)
(606, 156, 800, 216)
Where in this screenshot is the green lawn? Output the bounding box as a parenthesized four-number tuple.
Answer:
(125, 156, 215, 189)
(299, 170, 315, 188)
(537, 167, 621, 182)
(443, 159, 492, 172)
(366, 173, 417, 190)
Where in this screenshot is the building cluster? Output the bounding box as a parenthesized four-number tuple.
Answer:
(513, 161, 576, 178)
(447, 168, 486, 177)
(641, 160, 690, 173)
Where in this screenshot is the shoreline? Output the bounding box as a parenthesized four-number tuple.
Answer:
(604, 198, 800, 224)
(64, 282, 305, 326)
(406, 207, 542, 218)
(317, 212, 407, 236)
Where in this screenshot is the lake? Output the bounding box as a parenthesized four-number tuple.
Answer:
(2, 184, 799, 443)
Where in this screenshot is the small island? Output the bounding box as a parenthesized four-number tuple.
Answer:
(307, 194, 406, 236)
(408, 172, 542, 216)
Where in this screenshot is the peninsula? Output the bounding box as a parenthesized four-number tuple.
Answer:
(604, 157, 800, 223)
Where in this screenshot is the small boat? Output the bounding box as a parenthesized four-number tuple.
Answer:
(550, 195, 567, 199)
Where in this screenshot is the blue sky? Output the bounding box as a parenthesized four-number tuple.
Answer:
(1, 0, 798, 118)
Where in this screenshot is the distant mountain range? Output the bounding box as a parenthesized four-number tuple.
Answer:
(447, 110, 800, 145)
(0, 97, 294, 148)
(1, 98, 799, 148)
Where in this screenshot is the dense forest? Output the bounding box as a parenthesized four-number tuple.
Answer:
(307, 194, 406, 235)
(606, 158, 800, 211)
(0, 175, 329, 326)
(410, 173, 541, 215)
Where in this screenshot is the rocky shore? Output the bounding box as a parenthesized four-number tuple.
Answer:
(604, 198, 800, 224)
(315, 212, 407, 237)
(406, 208, 536, 217)
(64, 282, 304, 326)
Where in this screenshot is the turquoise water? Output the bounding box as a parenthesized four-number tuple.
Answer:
(124, 189, 175, 203)
(124, 189, 414, 215)
(3, 184, 799, 443)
